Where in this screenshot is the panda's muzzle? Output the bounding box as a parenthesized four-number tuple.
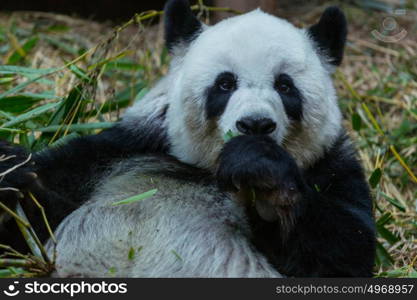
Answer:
(236, 117, 276, 135)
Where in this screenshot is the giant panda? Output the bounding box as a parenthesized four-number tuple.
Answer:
(0, 0, 375, 277)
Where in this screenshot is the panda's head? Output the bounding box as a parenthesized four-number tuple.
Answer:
(165, 0, 347, 170)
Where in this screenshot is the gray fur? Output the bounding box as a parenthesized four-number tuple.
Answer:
(47, 157, 281, 278)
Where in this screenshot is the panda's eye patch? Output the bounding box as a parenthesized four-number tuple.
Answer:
(205, 72, 237, 120)
(274, 74, 294, 94)
(215, 72, 237, 92)
(274, 73, 303, 121)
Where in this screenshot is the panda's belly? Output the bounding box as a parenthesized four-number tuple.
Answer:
(47, 160, 281, 278)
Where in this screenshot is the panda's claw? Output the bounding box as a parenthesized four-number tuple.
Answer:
(27, 172, 38, 179)
(0, 141, 37, 206)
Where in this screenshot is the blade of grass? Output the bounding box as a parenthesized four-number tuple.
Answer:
(0, 102, 60, 128)
(390, 145, 417, 183)
(14, 203, 44, 260)
(34, 122, 113, 133)
(8, 36, 39, 64)
(28, 192, 56, 243)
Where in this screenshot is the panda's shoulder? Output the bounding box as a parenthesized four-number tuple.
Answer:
(307, 131, 362, 175)
(305, 131, 370, 202)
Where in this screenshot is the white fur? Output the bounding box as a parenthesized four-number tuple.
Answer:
(123, 76, 170, 130)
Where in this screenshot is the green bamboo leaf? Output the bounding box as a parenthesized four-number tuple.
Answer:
(47, 24, 70, 32)
(378, 267, 409, 278)
(34, 122, 113, 133)
(50, 132, 80, 147)
(0, 77, 15, 84)
(356, 0, 394, 13)
(377, 212, 392, 226)
(409, 270, 417, 278)
(171, 250, 183, 261)
(112, 189, 158, 206)
(24, 74, 55, 86)
(8, 37, 39, 64)
(115, 82, 145, 103)
(68, 64, 91, 82)
(0, 267, 26, 278)
(351, 113, 362, 131)
(19, 132, 31, 148)
(32, 84, 90, 147)
(43, 35, 79, 55)
(377, 224, 400, 245)
(369, 168, 382, 188)
(0, 109, 14, 119)
(0, 74, 54, 99)
(19, 91, 61, 100)
(0, 65, 59, 75)
(375, 241, 394, 267)
(14, 203, 44, 259)
(223, 130, 240, 142)
(0, 95, 45, 113)
(88, 50, 131, 70)
(380, 192, 406, 212)
(128, 248, 135, 260)
(134, 87, 149, 102)
(1, 102, 60, 128)
(106, 61, 144, 71)
(46, 84, 87, 127)
(0, 128, 23, 133)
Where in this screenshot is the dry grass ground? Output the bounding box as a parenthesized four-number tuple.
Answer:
(0, 1, 416, 277)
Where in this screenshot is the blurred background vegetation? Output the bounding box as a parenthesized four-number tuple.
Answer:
(0, 0, 416, 277)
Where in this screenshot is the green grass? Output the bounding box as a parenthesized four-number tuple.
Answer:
(0, 1, 416, 277)
(0, 8, 169, 277)
(332, 2, 417, 277)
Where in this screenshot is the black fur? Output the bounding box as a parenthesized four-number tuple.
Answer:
(0, 116, 168, 253)
(216, 133, 375, 277)
(0, 141, 37, 203)
(308, 7, 348, 66)
(0, 141, 39, 252)
(206, 72, 237, 119)
(164, 0, 202, 51)
(275, 74, 303, 121)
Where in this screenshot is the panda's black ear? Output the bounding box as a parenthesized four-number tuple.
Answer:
(164, 0, 203, 52)
(308, 7, 347, 66)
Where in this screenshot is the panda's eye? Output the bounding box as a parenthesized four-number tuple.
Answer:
(276, 82, 291, 93)
(219, 80, 235, 91)
(216, 72, 237, 92)
(274, 74, 293, 94)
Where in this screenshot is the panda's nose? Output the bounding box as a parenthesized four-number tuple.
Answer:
(236, 117, 277, 135)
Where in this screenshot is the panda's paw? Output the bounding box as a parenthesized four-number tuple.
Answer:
(0, 140, 38, 208)
(217, 135, 305, 222)
(251, 182, 304, 222)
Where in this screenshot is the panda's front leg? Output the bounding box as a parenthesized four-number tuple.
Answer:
(216, 135, 308, 232)
(217, 135, 375, 277)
